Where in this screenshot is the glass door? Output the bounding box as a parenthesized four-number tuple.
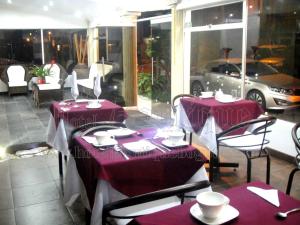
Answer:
(137, 16, 171, 118)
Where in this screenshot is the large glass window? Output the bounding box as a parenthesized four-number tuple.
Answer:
(43, 29, 85, 68)
(0, 29, 42, 75)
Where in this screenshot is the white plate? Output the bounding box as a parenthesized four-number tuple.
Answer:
(86, 103, 102, 109)
(190, 203, 239, 225)
(75, 99, 90, 103)
(107, 128, 136, 138)
(93, 138, 118, 147)
(161, 139, 188, 148)
(123, 140, 156, 153)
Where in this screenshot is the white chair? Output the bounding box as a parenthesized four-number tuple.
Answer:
(6, 65, 28, 95)
(32, 63, 66, 107)
(77, 63, 113, 96)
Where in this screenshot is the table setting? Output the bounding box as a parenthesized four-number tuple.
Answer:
(129, 181, 300, 225)
(64, 127, 210, 225)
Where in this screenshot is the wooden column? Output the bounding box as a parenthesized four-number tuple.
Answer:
(122, 26, 137, 106)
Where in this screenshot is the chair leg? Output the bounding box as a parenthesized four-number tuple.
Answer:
(246, 157, 252, 183)
(58, 152, 63, 176)
(266, 154, 271, 184)
(209, 153, 214, 182)
(286, 168, 300, 195)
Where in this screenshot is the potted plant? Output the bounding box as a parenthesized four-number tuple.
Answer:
(30, 65, 51, 84)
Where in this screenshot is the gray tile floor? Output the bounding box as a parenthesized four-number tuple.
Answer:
(0, 92, 299, 225)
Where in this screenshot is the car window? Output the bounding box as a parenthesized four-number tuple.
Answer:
(219, 64, 239, 75)
(236, 62, 278, 76)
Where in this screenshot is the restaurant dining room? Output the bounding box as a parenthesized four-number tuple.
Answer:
(0, 0, 300, 225)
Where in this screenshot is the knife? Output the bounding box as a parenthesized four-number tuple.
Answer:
(149, 139, 171, 152)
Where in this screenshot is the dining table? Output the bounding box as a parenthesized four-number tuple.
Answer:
(64, 127, 210, 225)
(46, 99, 128, 175)
(129, 181, 300, 225)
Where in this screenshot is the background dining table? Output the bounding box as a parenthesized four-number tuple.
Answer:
(129, 181, 300, 225)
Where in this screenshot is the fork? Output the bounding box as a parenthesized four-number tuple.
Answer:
(113, 145, 129, 160)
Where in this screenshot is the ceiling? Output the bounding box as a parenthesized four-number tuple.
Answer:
(0, 0, 175, 28)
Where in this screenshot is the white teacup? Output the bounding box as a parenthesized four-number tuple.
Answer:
(196, 191, 230, 219)
(94, 131, 112, 145)
(167, 130, 185, 145)
(88, 100, 99, 107)
(201, 91, 214, 98)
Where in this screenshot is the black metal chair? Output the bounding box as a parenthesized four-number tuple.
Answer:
(286, 122, 300, 195)
(211, 116, 277, 183)
(102, 180, 210, 225)
(171, 94, 195, 144)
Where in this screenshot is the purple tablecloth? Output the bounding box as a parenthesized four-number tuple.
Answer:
(129, 181, 300, 225)
(181, 98, 263, 133)
(50, 100, 128, 127)
(71, 128, 207, 209)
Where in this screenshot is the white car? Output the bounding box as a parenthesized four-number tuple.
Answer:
(190, 58, 300, 110)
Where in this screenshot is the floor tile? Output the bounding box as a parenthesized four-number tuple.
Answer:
(14, 200, 73, 225)
(0, 189, 14, 210)
(0, 209, 16, 225)
(13, 181, 60, 207)
(11, 167, 53, 188)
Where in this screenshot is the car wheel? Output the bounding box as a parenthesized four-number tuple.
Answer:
(246, 90, 266, 109)
(191, 81, 204, 96)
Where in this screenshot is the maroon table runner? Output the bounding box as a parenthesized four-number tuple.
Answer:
(129, 181, 300, 225)
(180, 98, 263, 133)
(71, 128, 207, 209)
(50, 100, 128, 127)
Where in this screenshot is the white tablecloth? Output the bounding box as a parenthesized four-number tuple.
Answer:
(176, 102, 222, 155)
(64, 155, 211, 225)
(46, 114, 71, 156)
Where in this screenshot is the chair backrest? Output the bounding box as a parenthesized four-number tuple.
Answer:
(7, 65, 26, 83)
(44, 64, 60, 83)
(292, 122, 300, 167)
(69, 121, 127, 147)
(171, 94, 194, 114)
(217, 116, 277, 151)
(102, 180, 210, 225)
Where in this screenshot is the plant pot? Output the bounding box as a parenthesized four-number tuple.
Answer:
(37, 77, 45, 84)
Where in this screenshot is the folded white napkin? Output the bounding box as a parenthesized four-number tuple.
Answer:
(247, 186, 280, 207)
(60, 107, 70, 112)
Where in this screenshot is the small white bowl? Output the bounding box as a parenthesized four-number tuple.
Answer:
(167, 130, 185, 145)
(196, 191, 230, 219)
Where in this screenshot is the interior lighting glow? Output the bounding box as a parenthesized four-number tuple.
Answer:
(229, 13, 234, 17)
(0, 147, 6, 159)
(75, 11, 82, 18)
(249, 5, 253, 9)
(26, 37, 30, 42)
(48, 31, 52, 35)
(7, 0, 12, 4)
(49, 1, 54, 6)
(294, 11, 297, 15)
(43, 5, 49, 11)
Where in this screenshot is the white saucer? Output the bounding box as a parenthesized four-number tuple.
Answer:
(92, 138, 117, 147)
(161, 139, 188, 148)
(190, 203, 239, 225)
(107, 128, 136, 138)
(86, 103, 102, 109)
(200, 96, 214, 99)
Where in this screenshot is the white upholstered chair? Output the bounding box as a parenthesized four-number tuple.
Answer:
(6, 65, 28, 95)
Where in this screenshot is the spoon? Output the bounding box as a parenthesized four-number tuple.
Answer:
(276, 207, 300, 219)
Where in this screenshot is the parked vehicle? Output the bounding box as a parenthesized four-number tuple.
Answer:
(190, 58, 300, 110)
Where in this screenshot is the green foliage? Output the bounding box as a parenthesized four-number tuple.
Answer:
(138, 72, 171, 103)
(138, 72, 152, 98)
(30, 65, 51, 78)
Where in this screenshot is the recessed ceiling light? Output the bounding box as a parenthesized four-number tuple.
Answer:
(43, 5, 49, 11)
(49, 1, 54, 7)
(7, 0, 12, 4)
